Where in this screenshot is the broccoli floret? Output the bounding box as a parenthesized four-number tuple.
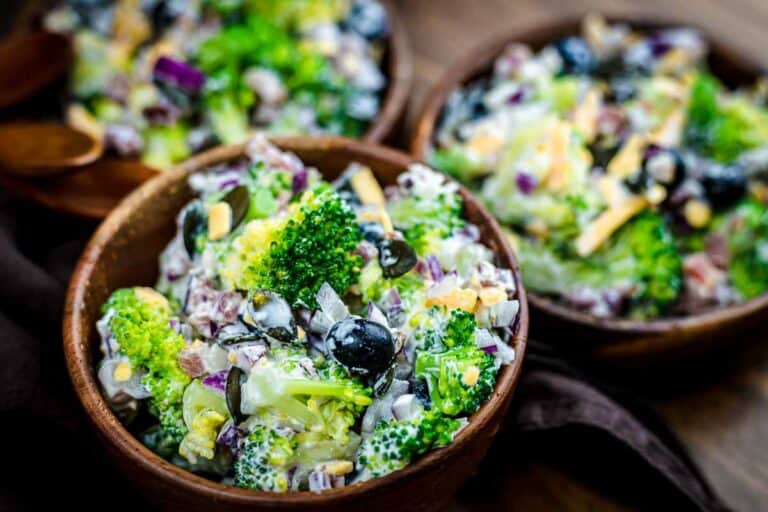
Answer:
(204, 90, 251, 145)
(223, 186, 363, 308)
(358, 261, 425, 311)
(103, 288, 191, 444)
(242, 348, 372, 438)
(414, 333, 496, 417)
(141, 122, 191, 170)
(356, 410, 462, 480)
(244, 0, 350, 30)
(428, 145, 486, 182)
(387, 169, 465, 255)
(518, 211, 683, 317)
(723, 199, 768, 299)
(178, 379, 230, 464)
(685, 72, 768, 163)
(234, 425, 296, 492)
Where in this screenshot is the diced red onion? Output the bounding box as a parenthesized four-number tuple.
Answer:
(366, 302, 388, 326)
(426, 255, 444, 281)
(153, 56, 205, 93)
(218, 178, 240, 190)
(391, 394, 423, 421)
(316, 282, 349, 322)
(292, 169, 309, 194)
(216, 421, 244, 451)
(309, 471, 332, 493)
(202, 370, 228, 393)
(515, 172, 537, 194)
(355, 240, 378, 264)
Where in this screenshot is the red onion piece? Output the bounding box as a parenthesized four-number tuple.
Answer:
(153, 56, 205, 93)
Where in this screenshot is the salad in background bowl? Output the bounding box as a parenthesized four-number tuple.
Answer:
(41, 0, 408, 169)
(64, 136, 527, 510)
(422, 14, 768, 322)
(412, 13, 768, 359)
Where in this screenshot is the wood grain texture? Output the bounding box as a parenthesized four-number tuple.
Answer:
(393, 0, 768, 510)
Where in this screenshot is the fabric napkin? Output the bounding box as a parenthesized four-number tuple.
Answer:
(0, 192, 730, 511)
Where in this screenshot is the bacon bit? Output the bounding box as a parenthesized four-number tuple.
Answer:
(178, 348, 205, 378)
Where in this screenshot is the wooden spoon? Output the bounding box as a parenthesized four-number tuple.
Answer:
(0, 121, 103, 177)
(0, 31, 73, 109)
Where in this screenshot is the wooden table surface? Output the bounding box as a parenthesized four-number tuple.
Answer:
(392, 1, 768, 511)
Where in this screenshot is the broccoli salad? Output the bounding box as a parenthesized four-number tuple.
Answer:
(44, 0, 389, 169)
(95, 136, 519, 492)
(430, 13, 768, 319)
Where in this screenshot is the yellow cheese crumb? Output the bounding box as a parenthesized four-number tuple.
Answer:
(607, 134, 645, 178)
(596, 175, 626, 206)
(350, 167, 386, 208)
(134, 287, 168, 308)
(322, 460, 354, 476)
(479, 287, 508, 306)
(646, 184, 668, 206)
(683, 199, 711, 228)
(357, 208, 393, 233)
(467, 133, 503, 156)
(208, 202, 233, 241)
(544, 121, 571, 192)
(228, 352, 237, 364)
(462, 366, 480, 387)
(572, 88, 601, 143)
(426, 288, 478, 312)
(113, 361, 133, 382)
(648, 108, 684, 147)
(575, 196, 647, 256)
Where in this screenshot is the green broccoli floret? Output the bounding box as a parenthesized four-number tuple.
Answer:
(517, 211, 683, 318)
(428, 145, 486, 182)
(242, 348, 372, 438)
(234, 425, 296, 492)
(414, 315, 496, 417)
(358, 261, 426, 311)
(356, 410, 462, 480)
(685, 72, 768, 163)
(387, 181, 464, 255)
(723, 199, 768, 299)
(103, 288, 191, 444)
(244, 0, 350, 30)
(223, 186, 363, 308)
(141, 122, 191, 170)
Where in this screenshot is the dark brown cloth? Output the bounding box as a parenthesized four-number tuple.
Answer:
(0, 192, 730, 511)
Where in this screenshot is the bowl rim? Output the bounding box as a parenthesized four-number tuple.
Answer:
(63, 135, 529, 505)
(409, 11, 768, 338)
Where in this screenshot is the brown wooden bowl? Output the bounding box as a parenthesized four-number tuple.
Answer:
(2, 0, 412, 219)
(410, 13, 768, 362)
(63, 136, 529, 511)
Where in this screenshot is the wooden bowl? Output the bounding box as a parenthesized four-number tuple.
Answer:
(2, 0, 413, 219)
(410, 13, 768, 361)
(63, 136, 529, 511)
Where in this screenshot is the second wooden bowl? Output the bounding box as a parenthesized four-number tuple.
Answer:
(410, 13, 768, 361)
(3, 0, 413, 219)
(63, 136, 529, 511)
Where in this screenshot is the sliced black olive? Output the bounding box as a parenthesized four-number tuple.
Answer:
(411, 379, 431, 409)
(626, 147, 685, 194)
(359, 221, 386, 244)
(589, 139, 620, 169)
(182, 200, 206, 257)
(325, 318, 396, 376)
(373, 367, 394, 397)
(222, 185, 250, 232)
(378, 239, 417, 278)
(226, 367, 245, 425)
(555, 37, 597, 75)
(702, 163, 747, 209)
(246, 290, 297, 342)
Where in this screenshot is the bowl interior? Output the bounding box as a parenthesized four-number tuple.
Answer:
(411, 13, 768, 338)
(64, 137, 528, 505)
